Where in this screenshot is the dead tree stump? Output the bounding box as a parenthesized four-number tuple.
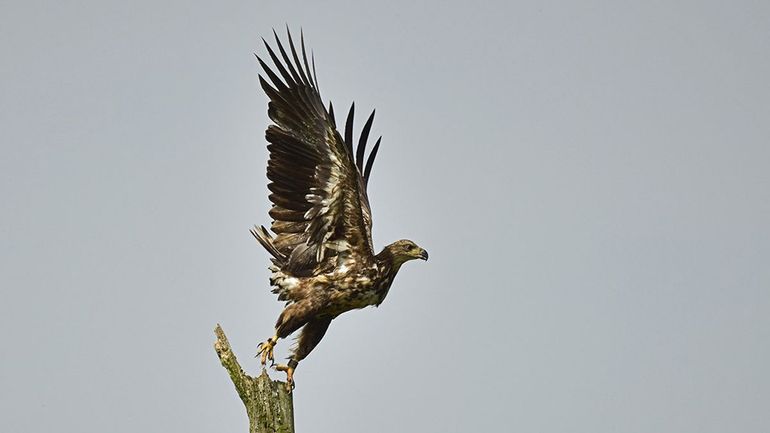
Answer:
(214, 324, 295, 433)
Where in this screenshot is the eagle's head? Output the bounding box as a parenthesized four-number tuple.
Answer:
(383, 239, 429, 267)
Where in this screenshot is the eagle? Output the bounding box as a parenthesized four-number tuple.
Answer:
(251, 29, 428, 390)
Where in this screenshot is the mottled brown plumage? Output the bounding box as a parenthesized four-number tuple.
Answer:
(251, 29, 427, 390)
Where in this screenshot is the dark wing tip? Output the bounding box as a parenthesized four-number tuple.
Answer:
(363, 136, 382, 186)
(356, 110, 376, 171)
(344, 102, 355, 156)
(328, 101, 336, 127)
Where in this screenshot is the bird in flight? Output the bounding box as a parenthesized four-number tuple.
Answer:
(251, 29, 428, 390)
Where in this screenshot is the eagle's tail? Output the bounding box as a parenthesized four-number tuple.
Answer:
(250, 225, 287, 264)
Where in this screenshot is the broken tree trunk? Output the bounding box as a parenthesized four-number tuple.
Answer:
(214, 324, 295, 433)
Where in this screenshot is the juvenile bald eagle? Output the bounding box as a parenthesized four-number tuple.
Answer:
(251, 30, 428, 390)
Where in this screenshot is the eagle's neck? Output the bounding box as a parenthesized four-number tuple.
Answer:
(373, 248, 404, 304)
(375, 247, 406, 277)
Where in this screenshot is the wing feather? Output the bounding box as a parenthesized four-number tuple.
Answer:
(356, 110, 375, 171)
(256, 29, 382, 275)
(344, 103, 355, 159)
(364, 136, 381, 187)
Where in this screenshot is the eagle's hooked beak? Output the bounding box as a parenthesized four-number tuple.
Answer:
(418, 249, 429, 261)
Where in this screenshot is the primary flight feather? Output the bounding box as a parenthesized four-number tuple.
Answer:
(251, 29, 428, 390)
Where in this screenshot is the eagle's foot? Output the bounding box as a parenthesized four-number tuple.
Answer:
(256, 335, 278, 366)
(273, 362, 296, 391)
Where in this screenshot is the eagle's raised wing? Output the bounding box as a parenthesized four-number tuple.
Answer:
(251, 30, 382, 276)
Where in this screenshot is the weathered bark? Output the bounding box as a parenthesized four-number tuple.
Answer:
(214, 324, 295, 433)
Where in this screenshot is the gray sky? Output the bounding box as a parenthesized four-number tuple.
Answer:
(2, 1, 769, 432)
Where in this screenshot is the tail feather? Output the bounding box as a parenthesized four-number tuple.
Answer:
(250, 225, 287, 264)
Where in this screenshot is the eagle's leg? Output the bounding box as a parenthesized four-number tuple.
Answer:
(273, 317, 332, 391)
(274, 360, 297, 390)
(256, 334, 279, 366)
(257, 300, 317, 369)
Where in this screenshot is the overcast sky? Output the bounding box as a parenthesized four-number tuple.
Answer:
(1, 1, 769, 432)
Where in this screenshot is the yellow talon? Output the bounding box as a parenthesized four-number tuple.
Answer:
(274, 363, 295, 391)
(256, 335, 278, 366)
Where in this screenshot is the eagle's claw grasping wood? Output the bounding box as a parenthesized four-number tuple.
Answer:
(255, 335, 277, 365)
(251, 29, 428, 391)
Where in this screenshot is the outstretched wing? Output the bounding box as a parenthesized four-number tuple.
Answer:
(252, 29, 382, 276)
